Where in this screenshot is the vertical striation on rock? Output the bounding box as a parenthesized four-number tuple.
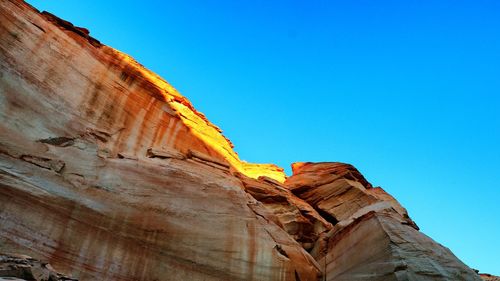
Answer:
(0, 0, 488, 280)
(0, 1, 316, 280)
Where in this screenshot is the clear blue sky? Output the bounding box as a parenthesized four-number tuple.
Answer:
(28, 0, 499, 275)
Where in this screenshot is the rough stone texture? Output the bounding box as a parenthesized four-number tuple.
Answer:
(286, 162, 418, 234)
(481, 274, 500, 281)
(285, 162, 482, 281)
(0, 1, 319, 280)
(0, 253, 77, 280)
(0, 0, 487, 280)
(237, 174, 332, 251)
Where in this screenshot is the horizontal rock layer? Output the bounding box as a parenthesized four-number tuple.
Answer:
(0, 0, 486, 280)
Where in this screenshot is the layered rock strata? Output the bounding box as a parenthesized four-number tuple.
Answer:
(286, 162, 481, 280)
(0, 0, 488, 280)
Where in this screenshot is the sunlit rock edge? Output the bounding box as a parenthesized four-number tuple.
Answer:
(0, 1, 495, 280)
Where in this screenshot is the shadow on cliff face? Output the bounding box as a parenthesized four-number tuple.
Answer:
(0, 1, 490, 280)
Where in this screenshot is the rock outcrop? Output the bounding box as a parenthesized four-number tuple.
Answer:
(286, 162, 480, 280)
(0, 0, 487, 280)
(0, 253, 77, 281)
(480, 273, 500, 281)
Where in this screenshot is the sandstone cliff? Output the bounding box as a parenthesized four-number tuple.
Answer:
(0, 0, 488, 280)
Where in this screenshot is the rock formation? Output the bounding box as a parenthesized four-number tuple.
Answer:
(286, 163, 479, 280)
(480, 274, 500, 281)
(0, 253, 77, 281)
(0, 0, 490, 280)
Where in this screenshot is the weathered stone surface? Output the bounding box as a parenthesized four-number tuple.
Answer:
(320, 212, 483, 280)
(0, 0, 488, 280)
(285, 162, 481, 280)
(237, 174, 332, 251)
(481, 274, 500, 281)
(0, 253, 77, 281)
(0, 1, 319, 280)
(286, 162, 417, 229)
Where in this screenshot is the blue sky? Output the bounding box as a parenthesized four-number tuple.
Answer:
(28, 0, 500, 275)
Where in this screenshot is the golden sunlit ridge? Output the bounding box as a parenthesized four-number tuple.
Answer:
(109, 48, 287, 183)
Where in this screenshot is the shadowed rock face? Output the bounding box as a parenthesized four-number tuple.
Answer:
(0, 253, 77, 281)
(285, 162, 481, 281)
(0, 1, 318, 280)
(0, 1, 487, 280)
(481, 274, 500, 281)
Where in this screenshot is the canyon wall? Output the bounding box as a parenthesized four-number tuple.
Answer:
(0, 1, 488, 280)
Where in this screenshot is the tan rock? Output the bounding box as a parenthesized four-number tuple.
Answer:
(0, 1, 318, 280)
(481, 274, 500, 281)
(285, 162, 481, 280)
(237, 174, 332, 251)
(0, 1, 487, 281)
(0, 253, 76, 280)
(286, 162, 416, 229)
(316, 212, 481, 281)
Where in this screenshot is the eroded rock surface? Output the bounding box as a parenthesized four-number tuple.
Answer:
(481, 273, 500, 281)
(0, 0, 487, 280)
(0, 1, 318, 280)
(0, 253, 77, 281)
(285, 162, 481, 281)
(237, 174, 332, 252)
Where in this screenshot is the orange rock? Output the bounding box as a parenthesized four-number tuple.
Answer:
(481, 273, 500, 281)
(285, 162, 480, 280)
(0, 1, 487, 280)
(0, 1, 314, 280)
(237, 174, 332, 251)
